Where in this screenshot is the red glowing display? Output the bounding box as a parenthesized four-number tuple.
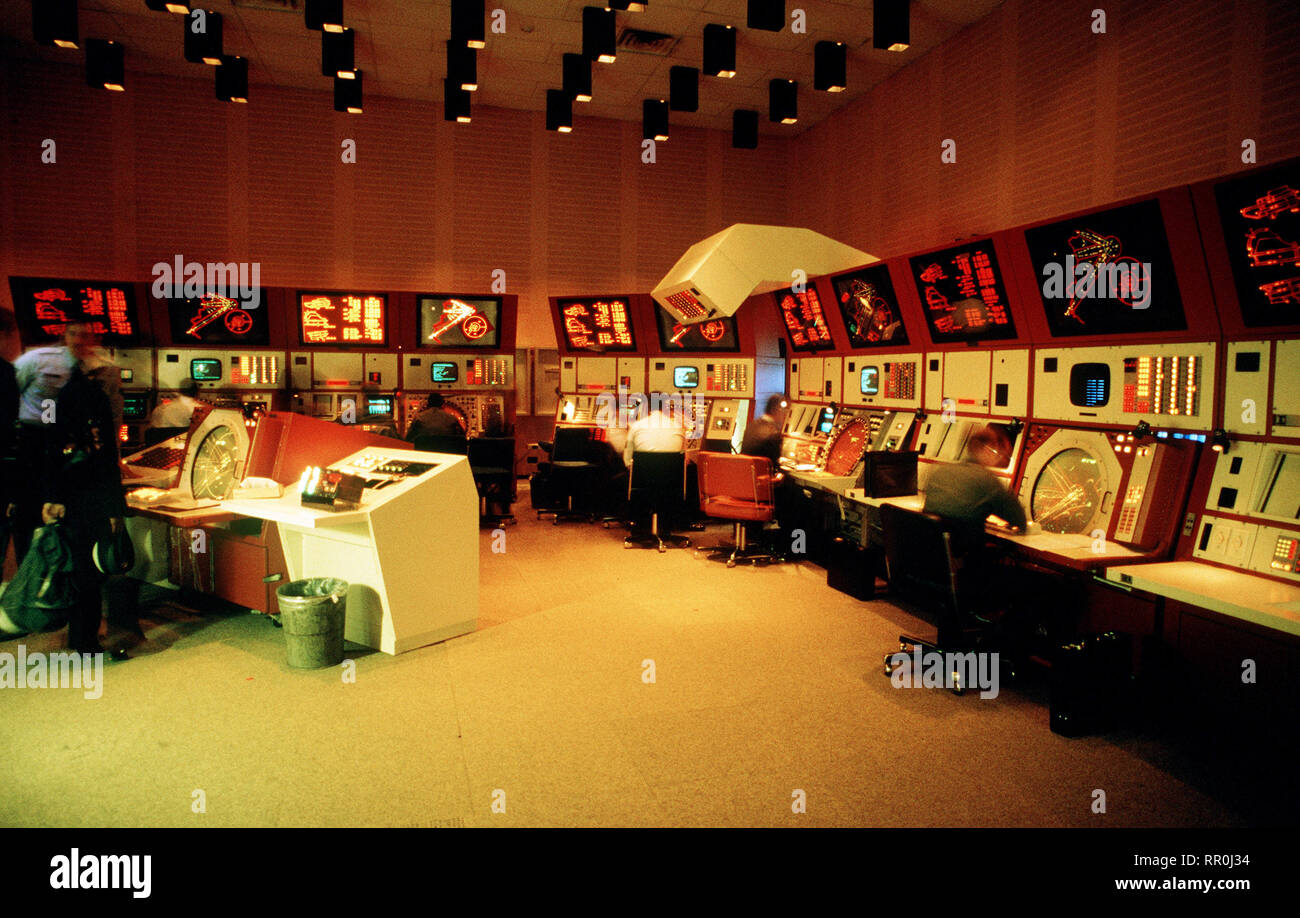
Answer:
(298, 292, 387, 346)
(1213, 161, 1300, 327)
(909, 241, 1018, 343)
(775, 286, 834, 351)
(558, 297, 637, 351)
(8, 277, 140, 344)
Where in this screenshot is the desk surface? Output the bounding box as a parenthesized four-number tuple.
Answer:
(1105, 561, 1300, 637)
(842, 492, 1147, 567)
(222, 493, 369, 528)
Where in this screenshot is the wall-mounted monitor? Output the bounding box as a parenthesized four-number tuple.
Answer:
(1024, 199, 1187, 337)
(167, 290, 270, 345)
(861, 366, 880, 396)
(122, 394, 149, 421)
(1213, 160, 1300, 327)
(1069, 362, 1110, 407)
(366, 395, 395, 418)
(654, 304, 739, 351)
(557, 297, 638, 352)
(298, 292, 387, 346)
(909, 242, 1018, 344)
(673, 366, 700, 389)
(831, 265, 910, 348)
(190, 358, 223, 382)
(418, 295, 502, 348)
(8, 277, 141, 345)
(774, 286, 835, 351)
(430, 361, 459, 384)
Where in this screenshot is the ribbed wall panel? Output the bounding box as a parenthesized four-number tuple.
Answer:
(546, 119, 622, 292)
(635, 127, 709, 290)
(451, 108, 533, 295)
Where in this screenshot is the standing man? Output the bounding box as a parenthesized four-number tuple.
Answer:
(12, 318, 122, 561)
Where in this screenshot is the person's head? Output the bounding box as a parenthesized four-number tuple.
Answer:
(426, 393, 445, 410)
(764, 393, 789, 424)
(64, 319, 102, 363)
(0, 309, 18, 362)
(967, 424, 1012, 468)
(181, 378, 200, 398)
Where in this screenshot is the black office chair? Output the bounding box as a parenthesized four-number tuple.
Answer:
(144, 425, 189, 447)
(539, 426, 601, 524)
(412, 434, 469, 455)
(624, 451, 691, 552)
(468, 436, 516, 526)
(878, 503, 1013, 694)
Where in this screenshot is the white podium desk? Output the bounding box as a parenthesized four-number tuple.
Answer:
(222, 447, 479, 655)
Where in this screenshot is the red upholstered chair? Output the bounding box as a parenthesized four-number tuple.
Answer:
(695, 451, 782, 567)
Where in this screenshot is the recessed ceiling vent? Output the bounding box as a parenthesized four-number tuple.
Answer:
(232, 0, 304, 11)
(617, 28, 679, 57)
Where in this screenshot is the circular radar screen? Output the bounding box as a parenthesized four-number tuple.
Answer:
(824, 418, 872, 477)
(1031, 448, 1104, 533)
(190, 425, 241, 499)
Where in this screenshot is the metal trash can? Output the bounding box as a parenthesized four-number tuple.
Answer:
(276, 578, 348, 669)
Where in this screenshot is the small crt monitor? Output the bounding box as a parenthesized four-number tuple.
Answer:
(861, 366, 880, 396)
(366, 396, 394, 418)
(431, 361, 458, 384)
(122, 394, 148, 421)
(818, 407, 836, 435)
(1069, 362, 1110, 407)
(191, 357, 222, 382)
(674, 366, 699, 389)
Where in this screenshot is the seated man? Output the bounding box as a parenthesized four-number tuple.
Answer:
(405, 393, 465, 442)
(622, 396, 685, 468)
(923, 423, 1027, 548)
(740, 394, 787, 469)
(149, 378, 203, 430)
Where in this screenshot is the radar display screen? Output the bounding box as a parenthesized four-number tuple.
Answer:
(191, 425, 241, 500)
(909, 241, 1018, 343)
(1213, 159, 1300, 327)
(1031, 448, 1105, 534)
(1025, 199, 1186, 337)
(831, 265, 909, 348)
(654, 303, 739, 351)
(418, 295, 501, 348)
(775, 286, 835, 351)
(9, 277, 141, 345)
(168, 290, 269, 345)
(824, 417, 872, 476)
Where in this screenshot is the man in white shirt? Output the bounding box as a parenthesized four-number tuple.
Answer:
(149, 378, 202, 430)
(623, 395, 686, 467)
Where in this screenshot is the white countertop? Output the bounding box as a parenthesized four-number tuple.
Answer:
(1105, 561, 1300, 637)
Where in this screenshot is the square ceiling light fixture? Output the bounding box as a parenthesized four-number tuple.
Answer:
(34, 0, 79, 48)
(184, 9, 224, 65)
(583, 6, 616, 63)
(703, 24, 735, 78)
(216, 55, 248, 102)
(86, 39, 125, 91)
(769, 78, 797, 124)
(306, 0, 345, 33)
(452, 0, 486, 49)
(334, 70, 362, 112)
(814, 41, 846, 92)
(874, 0, 911, 52)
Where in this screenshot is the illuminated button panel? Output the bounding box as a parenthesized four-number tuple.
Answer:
(230, 353, 279, 386)
(1271, 535, 1299, 573)
(1122, 354, 1201, 417)
(706, 361, 749, 393)
(883, 362, 916, 400)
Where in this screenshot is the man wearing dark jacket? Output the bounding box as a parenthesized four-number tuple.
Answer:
(0, 310, 19, 571)
(38, 322, 127, 656)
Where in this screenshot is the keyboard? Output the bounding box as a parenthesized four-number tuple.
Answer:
(129, 446, 185, 470)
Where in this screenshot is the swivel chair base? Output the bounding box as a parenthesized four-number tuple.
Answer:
(696, 522, 784, 567)
(882, 633, 1018, 696)
(623, 511, 691, 553)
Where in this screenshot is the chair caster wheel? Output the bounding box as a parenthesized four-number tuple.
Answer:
(623, 542, 632, 549)
(951, 674, 964, 696)
(657, 544, 666, 553)
(726, 559, 735, 568)
(883, 662, 894, 676)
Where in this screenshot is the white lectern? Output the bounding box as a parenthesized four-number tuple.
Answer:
(222, 447, 479, 654)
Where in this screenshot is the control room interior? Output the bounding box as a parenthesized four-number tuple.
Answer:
(0, 0, 1298, 829)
